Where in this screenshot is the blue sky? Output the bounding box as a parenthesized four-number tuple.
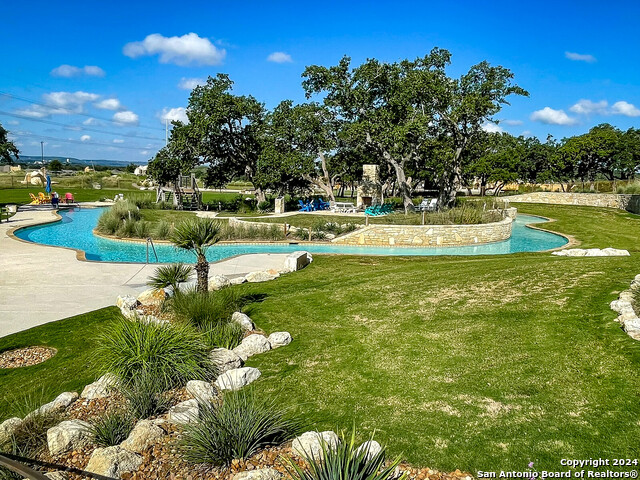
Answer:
(1, 0, 639, 163)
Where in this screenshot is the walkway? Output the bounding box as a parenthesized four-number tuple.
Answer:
(0, 206, 289, 338)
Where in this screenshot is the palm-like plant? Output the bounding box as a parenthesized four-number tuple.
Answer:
(170, 218, 222, 293)
(147, 263, 193, 292)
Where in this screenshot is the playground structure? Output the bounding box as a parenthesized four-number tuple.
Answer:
(155, 174, 202, 210)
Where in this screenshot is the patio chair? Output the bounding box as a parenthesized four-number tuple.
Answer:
(298, 199, 312, 212)
(64, 192, 75, 204)
(29, 193, 40, 204)
(38, 192, 50, 204)
(425, 198, 438, 212)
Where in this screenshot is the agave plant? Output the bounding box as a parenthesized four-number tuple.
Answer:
(170, 218, 222, 293)
(147, 263, 193, 292)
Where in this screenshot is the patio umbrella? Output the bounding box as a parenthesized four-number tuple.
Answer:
(45, 175, 51, 194)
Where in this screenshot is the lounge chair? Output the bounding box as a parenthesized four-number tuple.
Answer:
(64, 192, 75, 204)
(38, 192, 50, 204)
(298, 199, 312, 212)
(29, 193, 40, 204)
(425, 198, 438, 212)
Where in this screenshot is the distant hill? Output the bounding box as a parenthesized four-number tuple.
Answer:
(11, 156, 144, 167)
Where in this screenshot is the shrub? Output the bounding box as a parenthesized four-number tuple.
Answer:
(169, 288, 240, 331)
(285, 429, 404, 480)
(202, 321, 244, 349)
(96, 316, 213, 390)
(617, 181, 640, 194)
(133, 220, 151, 238)
(180, 389, 301, 465)
(153, 220, 172, 239)
(121, 371, 173, 419)
(88, 409, 135, 447)
(147, 263, 193, 291)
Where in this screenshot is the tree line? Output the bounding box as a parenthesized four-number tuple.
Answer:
(144, 48, 640, 210)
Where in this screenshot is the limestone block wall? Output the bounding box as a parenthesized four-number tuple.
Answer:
(331, 217, 513, 247)
(507, 192, 640, 213)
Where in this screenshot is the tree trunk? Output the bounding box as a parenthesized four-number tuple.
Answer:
(254, 187, 266, 204)
(302, 173, 335, 202)
(438, 146, 464, 209)
(195, 254, 209, 294)
(383, 152, 413, 213)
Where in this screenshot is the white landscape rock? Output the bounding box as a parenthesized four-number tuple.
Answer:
(233, 334, 271, 361)
(186, 380, 218, 402)
(283, 251, 313, 273)
(81, 373, 118, 400)
(229, 276, 247, 285)
(28, 392, 79, 419)
(553, 248, 630, 257)
(43, 472, 69, 480)
(214, 367, 261, 391)
(245, 271, 279, 283)
(168, 399, 199, 424)
(47, 420, 92, 456)
(267, 331, 292, 348)
(231, 312, 254, 331)
(611, 299, 635, 315)
(85, 445, 143, 478)
(291, 431, 340, 460)
(209, 274, 231, 291)
(120, 419, 166, 453)
(355, 440, 382, 461)
(136, 288, 168, 307)
(0, 417, 22, 444)
(232, 468, 282, 480)
(209, 348, 243, 373)
(116, 294, 138, 311)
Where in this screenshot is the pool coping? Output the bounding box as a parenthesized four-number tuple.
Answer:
(8, 206, 574, 264)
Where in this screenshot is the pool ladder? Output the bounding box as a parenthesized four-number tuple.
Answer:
(146, 237, 159, 263)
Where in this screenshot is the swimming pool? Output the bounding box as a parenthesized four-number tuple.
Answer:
(14, 208, 568, 263)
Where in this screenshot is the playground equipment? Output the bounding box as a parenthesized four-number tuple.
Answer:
(155, 174, 202, 210)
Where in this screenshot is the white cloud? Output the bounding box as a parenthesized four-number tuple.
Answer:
(6, 120, 19, 125)
(502, 119, 523, 126)
(569, 99, 608, 115)
(140, 150, 150, 155)
(481, 121, 504, 133)
(521, 130, 533, 137)
(530, 107, 578, 125)
(80, 135, 91, 142)
(83, 118, 100, 125)
(159, 107, 188, 124)
(113, 139, 125, 144)
(611, 101, 640, 117)
(113, 111, 139, 125)
(565, 51, 596, 63)
(15, 91, 99, 118)
(267, 52, 293, 63)
(123, 33, 226, 66)
(95, 98, 123, 111)
(178, 77, 205, 90)
(51, 65, 106, 77)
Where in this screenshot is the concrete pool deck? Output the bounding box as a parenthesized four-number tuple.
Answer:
(0, 206, 290, 338)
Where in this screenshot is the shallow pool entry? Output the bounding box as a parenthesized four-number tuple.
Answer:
(14, 208, 568, 263)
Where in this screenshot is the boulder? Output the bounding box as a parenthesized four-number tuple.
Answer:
(186, 380, 218, 402)
(214, 367, 261, 391)
(116, 295, 138, 311)
(355, 440, 382, 461)
(136, 288, 168, 307)
(233, 334, 271, 361)
(85, 445, 143, 478)
(283, 251, 313, 273)
(209, 275, 231, 291)
(291, 431, 340, 460)
(120, 419, 166, 453)
(0, 417, 22, 444)
(209, 348, 243, 374)
(47, 420, 92, 456)
(231, 312, 254, 331)
(611, 299, 634, 315)
(602, 248, 631, 256)
(229, 276, 247, 285)
(168, 399, 199, 424)
(81, 373, 118, 399)
(232, 468, 282, 480)
(245, 271, 279, 283)
(44, 472, 69, 480)
(267, 332, 292, 348)
(553, 248, 630, 257)
(28, 392, 79, 419)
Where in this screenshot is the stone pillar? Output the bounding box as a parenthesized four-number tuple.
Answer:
(275, 197, 285, 214)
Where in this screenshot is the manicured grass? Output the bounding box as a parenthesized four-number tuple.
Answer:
(201, 191, 254, 203)
(0, 187, 154, 205)
(0, 308, 121, 418)
(247, 214, 364, 228)
(1, 204, 639, 472)
(139, 208, 199, 224)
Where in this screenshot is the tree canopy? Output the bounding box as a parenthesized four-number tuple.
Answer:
(0, 122, 19, 164)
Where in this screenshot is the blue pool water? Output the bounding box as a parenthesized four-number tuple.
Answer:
(14, 208, 567, 263)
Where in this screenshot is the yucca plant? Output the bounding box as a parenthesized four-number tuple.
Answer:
(180, 389, 301, 466)
(285, 429, 405, 480)
(96, 316, 213, 390)
(170, 218, 222, 293)
(87, 409, 135, 447)
(147, 263, 193, 292)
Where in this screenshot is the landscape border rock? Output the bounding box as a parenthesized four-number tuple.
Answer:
(214, 367, 261, 391)
(233, 334, 271, 361)
(610, 274, 640, 341)
(291, 431, 340, 460)
(47, 419, 92, 456)
(85, 445, 143, 478)
(81, 373, 118, 400)
(553, 248, 630, 257)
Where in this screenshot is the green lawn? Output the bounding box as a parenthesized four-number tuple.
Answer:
(1, 204, 639, 472)
(0, 187, 154, 206)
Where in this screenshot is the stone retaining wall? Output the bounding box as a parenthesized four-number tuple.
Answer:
(331, 216, 513, 247)
(507, 192, 640, 213)
(228, 217, 286, 231)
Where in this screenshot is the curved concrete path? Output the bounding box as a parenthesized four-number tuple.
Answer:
(0, 206, 289, 338)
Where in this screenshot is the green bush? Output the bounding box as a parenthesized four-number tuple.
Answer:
(180, 389, 301, 466)
(88, 409, 135, 447)
(617, 181, 640, 194)
(133, 220, 151, 238)
(121, 371, 173, 419)
(285, 429, 404, 480)
(202, 321, 244, 349)
(96, 316, 213, 390)
(153, 219, 172, 239)
(169, 288, 240, 331)
(96, 200, 143, 237)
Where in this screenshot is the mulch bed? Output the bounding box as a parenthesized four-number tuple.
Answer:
(0, 346, 57, 368)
